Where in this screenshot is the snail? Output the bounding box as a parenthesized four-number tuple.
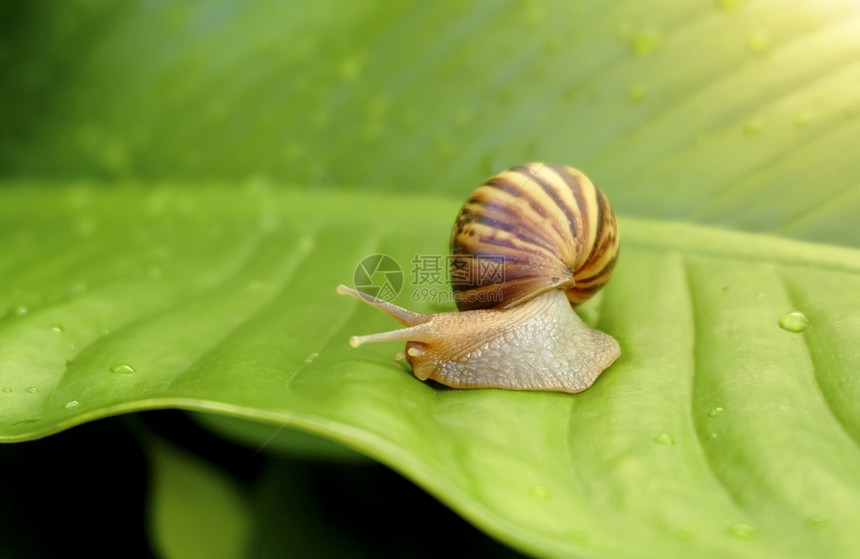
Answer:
(337, 163, 620, 393)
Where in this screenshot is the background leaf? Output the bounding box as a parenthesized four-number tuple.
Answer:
(2, 1, 860, 558)
(147, 437, 253, 559)
(1, 1, 858, 245)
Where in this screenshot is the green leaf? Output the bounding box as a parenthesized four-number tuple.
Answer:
(147, 437, 253, 559)
(3, 0, 860, 557)
(2, 1, 859, 246)
(190, 411, 370, 463)
(2, 183, 859, 558)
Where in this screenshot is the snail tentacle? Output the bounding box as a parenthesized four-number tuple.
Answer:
(336, 284, 428, 326)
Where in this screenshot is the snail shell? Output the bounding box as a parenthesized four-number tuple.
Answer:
(450, 163, 618, 311)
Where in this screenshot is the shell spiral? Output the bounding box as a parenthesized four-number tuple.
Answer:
(449, 163, 619, 311)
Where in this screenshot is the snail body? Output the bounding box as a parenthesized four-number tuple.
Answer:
(337, 286, 619, 392)
(339, 163, 620, 394)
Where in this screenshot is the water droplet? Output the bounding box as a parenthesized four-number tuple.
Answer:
(804, 514, 829, 531)
(709, 407, 724, 417)
(654, 433, 675, 446)
(779, 311, 809, 333)
(2, 387, 12, 393)
(710, 432, 719, 439)
(15, 306, 28, 316)
(742, 120, 763, 136)
(727, 522, 757, 540)
(628, 83, 648, 102)
(716, 0, 744, 13)
(794, 112, 812, 127)
(25, 387, 39, 394)
(52, 324, 65, 333)
(110, 364, 136, 375)
(304, 352, 320, 364)
(632, 31, 662, 56)
(529, 485, 552, 502)
(65, 400, 80, 409)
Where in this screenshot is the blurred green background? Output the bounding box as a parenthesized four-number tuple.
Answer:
(2, 0, 859, 557)
(3, 0, 858, 248)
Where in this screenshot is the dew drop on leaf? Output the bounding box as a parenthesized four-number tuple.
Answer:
(727, 522, 757, 540)
(2, 387, 12, 393)
(654, 433, 675, 446)
(15, 306, 28, 316)
(65, 400, 80, 409)
(779, 311, 809, 333)
(304, 352, 320, 364)
(25, 387, 39, 394)
(709, 407, 724, 417)
(52, 324, 65, 333)
(110, 364, 136, 375)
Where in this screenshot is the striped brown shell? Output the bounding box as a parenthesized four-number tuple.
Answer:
(449, 163, 618, 311)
